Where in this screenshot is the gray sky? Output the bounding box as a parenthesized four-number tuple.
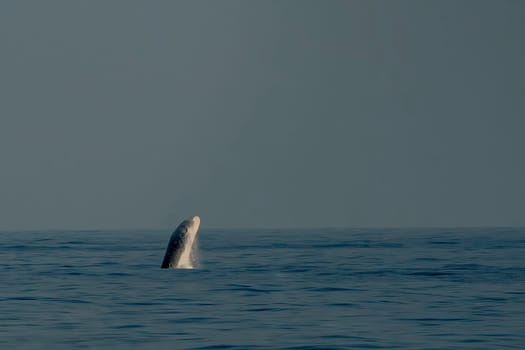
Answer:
(1, 1, 524, 230)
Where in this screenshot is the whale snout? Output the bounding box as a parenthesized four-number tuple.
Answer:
(191, 216, 201, 225)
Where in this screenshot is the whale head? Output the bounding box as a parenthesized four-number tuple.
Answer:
(182, 215, 200, 234)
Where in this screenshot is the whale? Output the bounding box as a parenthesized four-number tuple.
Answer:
(161, 215, 201, 269)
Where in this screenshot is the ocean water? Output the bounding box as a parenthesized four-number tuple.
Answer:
(1, 228, 524, 349)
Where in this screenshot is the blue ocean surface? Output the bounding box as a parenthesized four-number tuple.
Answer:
(1, 228, 524, 349)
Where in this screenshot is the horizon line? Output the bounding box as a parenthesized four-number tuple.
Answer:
(1, 225, 524, 233)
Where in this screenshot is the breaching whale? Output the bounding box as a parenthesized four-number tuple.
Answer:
(161, 215, 201, 269)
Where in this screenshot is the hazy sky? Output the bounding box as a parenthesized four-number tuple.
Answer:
(1, 1, 524, 230)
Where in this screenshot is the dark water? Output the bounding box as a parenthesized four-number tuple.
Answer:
(1, 228, 524, 349)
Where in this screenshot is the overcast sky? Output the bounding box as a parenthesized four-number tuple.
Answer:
(1, 1, 524, 230)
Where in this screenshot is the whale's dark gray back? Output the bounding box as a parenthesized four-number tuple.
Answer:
(160, 225, 187, 268)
